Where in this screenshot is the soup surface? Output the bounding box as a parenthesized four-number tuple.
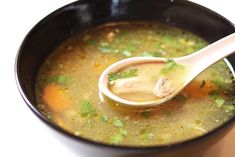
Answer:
(36, 22, 235, 146)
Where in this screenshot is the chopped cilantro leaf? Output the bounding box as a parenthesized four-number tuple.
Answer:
(161, 59, 183, 74)
(108, 68, 138, 82)
(80, 100, 96, 117)
(112, 117, 124, 128)
(80, 100, 96, 127)
(215, 99, 225, 107)
(142, 133, 154, 141)
(140, 129, 154, 141)
(212, 75, 226, 89)
(119, 129, 128, 136)
(47, 75, 70, 85)
(223, 105, 235, 112)
(110, 133, 123, 144)
(141, 51, 162, 57)
(110, 129, 128, 144)
(100, 115, 109, 122)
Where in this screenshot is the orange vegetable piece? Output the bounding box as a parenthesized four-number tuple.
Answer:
(42, 83, 70, 112)
(183, 80, 217, 98)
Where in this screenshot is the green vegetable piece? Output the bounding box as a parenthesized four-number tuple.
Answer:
(108, 68, 138, 82)
(141, 111, 151, 118)
(140, 129, 154, 141)
(212, 75, 226, 88)
(110, 133, 123, 144)
(161, 59, 183, 74)
(215, 99, 225, 107)
(100, 115, 109, 122)
(112, 117, 124, 128)
(223, 105, 235, 112)
(141, 51, 162, 57)
(80, 100, 96, 117)
(200, 80, 206, 88)
(142, 133, 154, 141)
(110, 129, 128, 144)
(119, 129, 128, 137)
(47, 75, 70, 85)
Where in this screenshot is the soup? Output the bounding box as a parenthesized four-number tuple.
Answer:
(35, 22, 235, 146)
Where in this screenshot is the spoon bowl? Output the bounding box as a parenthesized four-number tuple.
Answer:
(99, 33, 235, 107)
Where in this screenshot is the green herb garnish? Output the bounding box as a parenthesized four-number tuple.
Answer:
(142, 133, 154, 141)
(47, 75, 70, 85)
(112, 117, 124, 128)
(209, 91, 229, 112)
(80, 100, 96, 127)
(110, 133, 123, 144)
(215, 99, 225, 107)
(223, 105, 235, 112)
(108, 68, 138, 82)
(140, 129, 154, 142)
(212, 75, 226, 89)
(141, 51, 162, 57)
(160, 59, 183, 74)
(100, 115, 109, 122)
(80, 100, 96, 117)
(110, 129, 128, 144)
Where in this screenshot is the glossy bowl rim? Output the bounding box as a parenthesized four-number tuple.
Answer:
(15, 0, 235, 152)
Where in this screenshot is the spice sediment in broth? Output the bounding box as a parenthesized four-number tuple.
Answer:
(35, 22, 235, 146)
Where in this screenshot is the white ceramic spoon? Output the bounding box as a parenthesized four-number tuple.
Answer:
(99, 33, 235, 107)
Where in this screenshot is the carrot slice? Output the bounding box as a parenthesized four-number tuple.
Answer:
(183, 80, 217, 98)
(42, 83, 70, 112)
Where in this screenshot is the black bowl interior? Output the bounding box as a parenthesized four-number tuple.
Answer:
(16, 0, 235, 151)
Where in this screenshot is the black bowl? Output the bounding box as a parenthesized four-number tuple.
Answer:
(15, 0, 235, 156)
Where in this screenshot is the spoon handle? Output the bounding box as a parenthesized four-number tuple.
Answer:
(177, 33, 235, 76)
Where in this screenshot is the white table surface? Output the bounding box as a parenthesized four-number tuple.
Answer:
(1, 0, 235, 156)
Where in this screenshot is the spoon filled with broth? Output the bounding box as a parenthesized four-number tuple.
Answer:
(99, 33, 235, 107)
